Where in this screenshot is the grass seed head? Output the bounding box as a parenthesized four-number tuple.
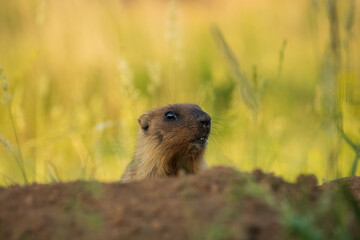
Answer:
(0, 135, 14, 153)
(0, 64, 12, 104)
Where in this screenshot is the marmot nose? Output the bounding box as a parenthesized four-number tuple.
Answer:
(191, 108, 211, 132)
(198, 113, 211, 131)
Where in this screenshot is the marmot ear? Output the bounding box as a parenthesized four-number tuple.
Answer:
(138, 113, 150, 132)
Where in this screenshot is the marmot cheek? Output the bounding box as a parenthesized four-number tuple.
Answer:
(154, 131, 163, 145)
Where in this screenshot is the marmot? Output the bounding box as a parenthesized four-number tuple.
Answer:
(121, 103, 211, 182)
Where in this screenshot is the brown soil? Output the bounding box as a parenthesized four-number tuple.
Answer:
(0, 166, 359, 240)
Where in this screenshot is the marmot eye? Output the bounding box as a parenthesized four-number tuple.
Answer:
(165, 111, 177, 120)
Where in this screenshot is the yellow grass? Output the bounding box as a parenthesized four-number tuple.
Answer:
(0, 0, 359, 184)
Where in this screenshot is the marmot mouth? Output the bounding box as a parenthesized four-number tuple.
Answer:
(193, 136, 209, 146)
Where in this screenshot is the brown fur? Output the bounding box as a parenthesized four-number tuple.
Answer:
(121, 104, 210, 183)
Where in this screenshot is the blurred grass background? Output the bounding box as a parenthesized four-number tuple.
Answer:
(0, 0, 359, 185)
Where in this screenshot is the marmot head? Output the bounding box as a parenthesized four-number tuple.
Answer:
(137, 104, 211, 154)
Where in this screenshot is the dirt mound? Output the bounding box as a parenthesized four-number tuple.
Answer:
(0, 167, 359, 240)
